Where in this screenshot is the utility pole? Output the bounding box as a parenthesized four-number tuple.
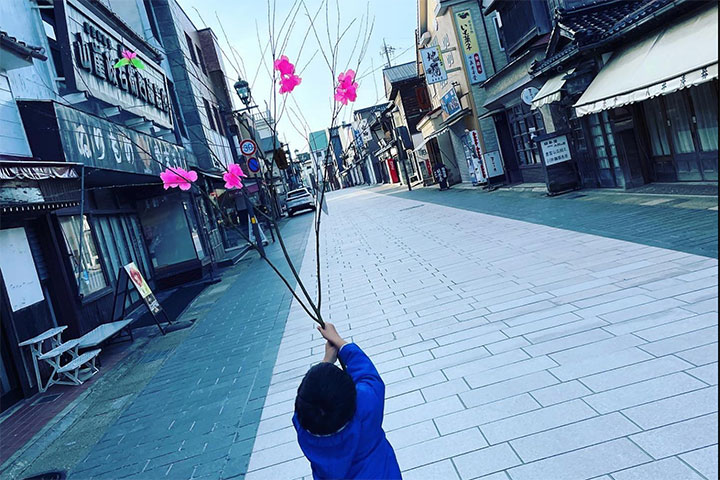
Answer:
(381, 39, 395, 68)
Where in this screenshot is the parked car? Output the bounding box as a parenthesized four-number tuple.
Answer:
(286, 188, 315, 216)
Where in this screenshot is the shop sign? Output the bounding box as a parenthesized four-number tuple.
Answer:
(522, 87, 540, 106)
(470, 130, 488, 181)
(441, 87, 462, 117)
(0, 228, 44, 312)
(483, 150, 504, 178)
(454, 10, 487, 84)
(55, 103, 191, 175)
(540, 135, 572, 166)
(465, 131, 487, 183)
(420, 46, 448, 85)
(124, 262, 161, 314)
(61, 0, 172, 129)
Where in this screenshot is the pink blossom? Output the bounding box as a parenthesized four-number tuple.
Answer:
(122, 50, 138, 60)
(160, 167, 197, 191)
(274, 55, 302, 94)
(334, 69, 358, 105)
(223, 163, 246, 189)
(279, 74, 302, 94)
(273, 55, 295, 76)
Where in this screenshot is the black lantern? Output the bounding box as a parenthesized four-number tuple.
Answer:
(234, 78, 251, 106)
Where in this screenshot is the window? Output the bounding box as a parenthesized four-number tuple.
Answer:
(689, 82, 718, 152)
(143, 0, 162, 42)
(166, 79, 187, 138)
(185, 33, 198, 64)
(643, 98, 671, 157)
(58, 216, 107, 296)
(493, 13, 505, 51)
(203, 98, 216, 131)
(213, 106, 224, 135)
(41, 8, 64, 77)
(588, 112, 624, 188)
(665, 92, 695, 154)
(507, 103, 545, 166)
(196, 46, 208, 75)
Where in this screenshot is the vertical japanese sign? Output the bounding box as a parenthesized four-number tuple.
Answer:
(420, 46, 448, 85)
(470, 130, 488, 181)
(454, 10, 487, 84)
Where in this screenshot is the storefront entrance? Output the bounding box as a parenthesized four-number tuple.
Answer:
(641, 81, 718, 182)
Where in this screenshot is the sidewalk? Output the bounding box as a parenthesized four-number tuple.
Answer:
(1, 214, 314, 480)
(244, 187, 717, 480)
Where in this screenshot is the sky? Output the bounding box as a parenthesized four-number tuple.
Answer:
(179, 0, 418, 153)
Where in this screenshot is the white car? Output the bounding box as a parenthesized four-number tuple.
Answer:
(286, 188, 315, 216)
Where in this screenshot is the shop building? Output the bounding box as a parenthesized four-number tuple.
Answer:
(353, 103, 390, 184)
(0, 0, 217, 410)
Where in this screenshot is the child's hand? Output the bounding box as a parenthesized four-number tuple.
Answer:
(323, 341, 338, 364)
(318, 322, 347, 349)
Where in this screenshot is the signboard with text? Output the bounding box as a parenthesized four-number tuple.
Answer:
(454, 10, 487, 84)
(537, 132, 580, 195)
(441, 87, 462, 117)
(59, 0, 172, 129)
(483, 150, 505, 178)
(124, 262, 161, 315)
(420, 46, 448, 85)
(54, 103, 191, 175)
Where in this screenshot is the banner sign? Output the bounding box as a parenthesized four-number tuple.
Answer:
(55, 103, 191, 175)
(469, 130, 488, 181)
(60, 0, 172, 129)
(420, 46, 448, 84)
(540, 135, 572, 166)
(441, 87, 462, 117)
(454, 10, 487, 84)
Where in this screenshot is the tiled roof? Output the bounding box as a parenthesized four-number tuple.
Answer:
(0, 31, 47, 60)
(382, 62, 418, 84)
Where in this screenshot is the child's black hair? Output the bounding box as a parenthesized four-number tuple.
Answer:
(295, 362, 357, 435)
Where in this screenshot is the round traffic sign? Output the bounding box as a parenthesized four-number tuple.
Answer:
(240, 139, 257, 157)
(247, 157, 261, 173)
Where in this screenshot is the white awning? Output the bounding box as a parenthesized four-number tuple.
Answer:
(531, 68, 575, 110)
(574, 4, 718, 117)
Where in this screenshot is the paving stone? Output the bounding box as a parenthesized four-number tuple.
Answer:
(402, 459, 460, 480)
(522, 329, 614, 358)
(434, 393, 540, 436)
(680, 444, 718, 480)
(461, 371, 559, 408)
(688, 363, 718, 385)
(421, 378, 470, 402)
(509, 413, 639, 462)
(480, 399, 597, 445)
(623, 385, 718, 429)
(530, 380, 593, 407)
(584, 372, 705, 414)
(580, 356, 693, 392)
(464, 356, 558, 389)
(640, 326, 718, 356)
(602, 307, 697, 335)
(611, 456, 705, 480)
(385, 370, 447, 398)
(506, 438, 651, 480)
(410, 346, 495, 377)
(676, 343, 719, 366)
(549, 334, 647, 365)
(453, 443, 522, 479)
(385, 420, 439, 450)
(550, 347, 654, 382)
(634, 312, 718, 342)
(385, 390, 425, 414)
(383, 396, 465, 432)
(630, 413, 718, 459)
(395, 428, 487, 471)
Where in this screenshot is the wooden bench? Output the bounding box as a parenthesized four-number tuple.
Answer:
(77, 318, 135, 350)
(18, 327, 101, 392)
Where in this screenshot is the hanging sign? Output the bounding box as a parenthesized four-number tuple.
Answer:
(420, 46, 448, 85)
(440, 87, 462, 117)
(522, 87, 540, 106)
(240, 139, 257, 157)
(454, 10, 487, 84)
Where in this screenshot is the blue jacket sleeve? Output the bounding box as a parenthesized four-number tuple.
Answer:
(338, 343, 385, 419)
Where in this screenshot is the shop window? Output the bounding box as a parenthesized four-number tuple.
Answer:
(137, 194, 200, 268)
(643, 98, 671, 156)
(58, 216, 107, 296)
(689, 82, 718, 152)
(588, 112, 624, 188)
(665, 92, 696, 155)
(508, 104, 544, 166)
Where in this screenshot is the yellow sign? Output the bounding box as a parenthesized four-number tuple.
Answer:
(454, 10, 487, 84)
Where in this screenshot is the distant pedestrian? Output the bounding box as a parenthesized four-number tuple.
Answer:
(294, 323, 402, 480)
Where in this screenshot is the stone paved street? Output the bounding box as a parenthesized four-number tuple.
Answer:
(245, 187, 718, 480)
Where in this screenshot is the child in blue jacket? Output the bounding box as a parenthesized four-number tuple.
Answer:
(293, 323, 402, 480)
